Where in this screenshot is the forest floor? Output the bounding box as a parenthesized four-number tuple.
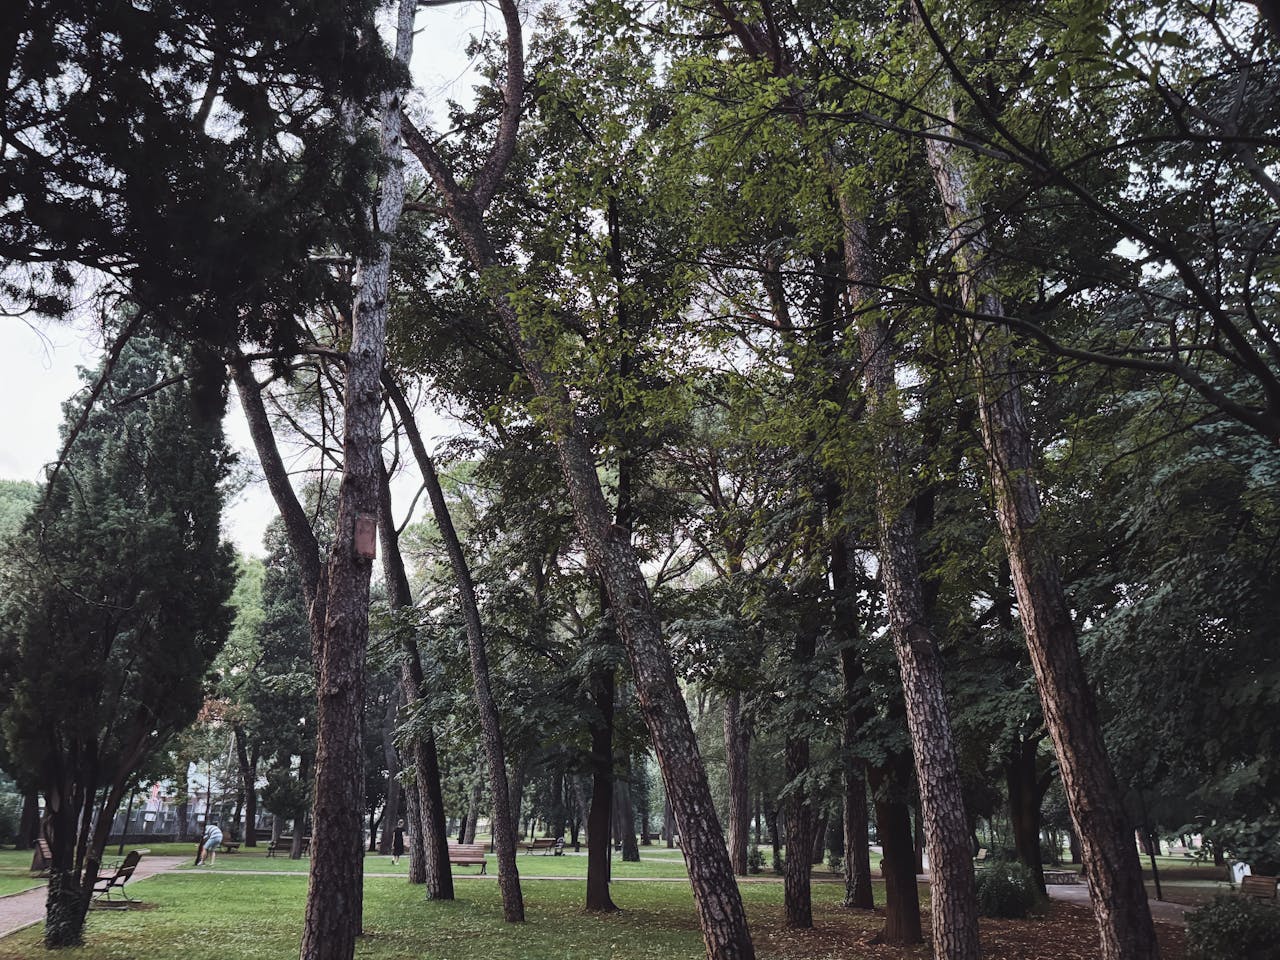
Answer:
(0, 862, 1191, 960)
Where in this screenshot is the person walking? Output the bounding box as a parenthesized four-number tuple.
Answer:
(392, 821, 405, 866)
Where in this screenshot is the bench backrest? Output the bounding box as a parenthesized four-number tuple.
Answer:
(1242, 875, 1277, 898)
(530, 838, 556, 847)
(449, 843, 487, 860)
(38, 839, 53, 861)
(115, 850, 142, 879)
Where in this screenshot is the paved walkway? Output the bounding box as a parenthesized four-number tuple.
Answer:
(0, 856, 187, 940)
(1046, 881, 1191, 924)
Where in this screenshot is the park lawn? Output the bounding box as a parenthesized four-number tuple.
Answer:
(0, 874, 919, 960)
(0, 871, 1186, 960)
(187, 849, 696, 878)
(0, 849, 43, 897)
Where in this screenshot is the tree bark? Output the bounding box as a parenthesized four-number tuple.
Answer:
(723, 692, 750, 876)
(1007, 738, 1048, 894)
(378, 691, 403, 856)
(463, 780, 481, 845)
(586, 667, 618, 911)
(811, 813, 828, 865)
(17, 792, 38, 850)
(403, 782, 427, 883)
(299, 8, 414, 954)
(915, 52, 1160, 959)
(233, 724, 258, 847)
(618, 761, 640, 862)
(872, 774, 923, 946)
(844, 204, 980, 959)
(783, 617, 817, 928)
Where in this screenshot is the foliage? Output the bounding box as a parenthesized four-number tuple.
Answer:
(0, 332, 234, 943)
(1186, 895, 1280, 960)
(974, 860, 1043, 918)
(2, 0, 406, 352)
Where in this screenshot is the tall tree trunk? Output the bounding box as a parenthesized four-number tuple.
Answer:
(811, 812, 828, 865)
(508, 754, 528, 841)
(17, 792, 38, 850)
(766, 804, 781, 874)
(723, 692, 750, 876)
(233, 724, 257, 846)
(618, 759, 640, 862)
(404, 783, 426, 883)
(844, 203, 980, 958)
(586, 667, 618, 911)
(385, 383, 522, 921)
(378, 461, 453, 898)
(297, 5, 414, 958)
(869, 766, 923, 946)
(914, 51, 1160, 959)
(913, 807, 926, 875)
(403, 87, 756, 960)
(378, 691, 403, 856)
(837, 637, 874, 908)
(664, 794, 674, 848)
(1007, 738, 1048, 894)
(463, 781, 482, 845)
(783, 615, 816, 928)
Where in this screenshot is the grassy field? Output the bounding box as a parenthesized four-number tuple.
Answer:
(0, 850, 42, 897)
(0, 872, 913, 960)
(194, 848, 698, 878)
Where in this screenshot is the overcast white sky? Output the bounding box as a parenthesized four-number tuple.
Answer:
(0, 2, 493, 556)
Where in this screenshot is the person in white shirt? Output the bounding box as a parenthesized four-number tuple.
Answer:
(198, 822, 224, 866)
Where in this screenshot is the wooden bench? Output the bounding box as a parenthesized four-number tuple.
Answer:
(448, 843, 487, 873)
(1242, 875, 1277, 900)
(93, 850, 142, 902)
(1044, 870, 1081, 885)
(219, 841, 240, 854)
(974, 848, 989, 863)
(31, 839, 54, 877)
(522, 837, 559, 855)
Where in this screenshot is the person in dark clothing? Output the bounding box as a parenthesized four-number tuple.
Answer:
(392, 821, 405, 865)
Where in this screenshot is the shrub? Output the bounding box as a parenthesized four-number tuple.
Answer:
(975, 860, 1042, 918)
(1187, 895, 1280, 960)
(747, 847, 765, 874)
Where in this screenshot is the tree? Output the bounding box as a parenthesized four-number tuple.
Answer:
(0, 333, 234, 947)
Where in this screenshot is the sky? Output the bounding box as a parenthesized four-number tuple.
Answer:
(0, 3, 493, 556)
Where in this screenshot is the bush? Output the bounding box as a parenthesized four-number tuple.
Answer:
(975, 860, 1042, 918)
(0, 791, 21, 845)
(747, 847, 765, 875)
(1187, 895, 1280, 960)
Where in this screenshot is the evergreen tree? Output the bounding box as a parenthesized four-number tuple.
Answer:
(0, 333, 235, 948)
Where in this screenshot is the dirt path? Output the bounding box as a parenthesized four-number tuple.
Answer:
(0, 856, 188, 941)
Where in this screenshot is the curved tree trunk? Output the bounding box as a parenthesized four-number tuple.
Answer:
(401, 31, 754, 947)
(386, 383, 522, 920)
(915, 50, 1160, 958)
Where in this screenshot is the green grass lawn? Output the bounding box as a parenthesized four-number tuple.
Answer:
(0, 849, 43, 897)
(0, 872, 903, 960)
(193, 848, 699, 878)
